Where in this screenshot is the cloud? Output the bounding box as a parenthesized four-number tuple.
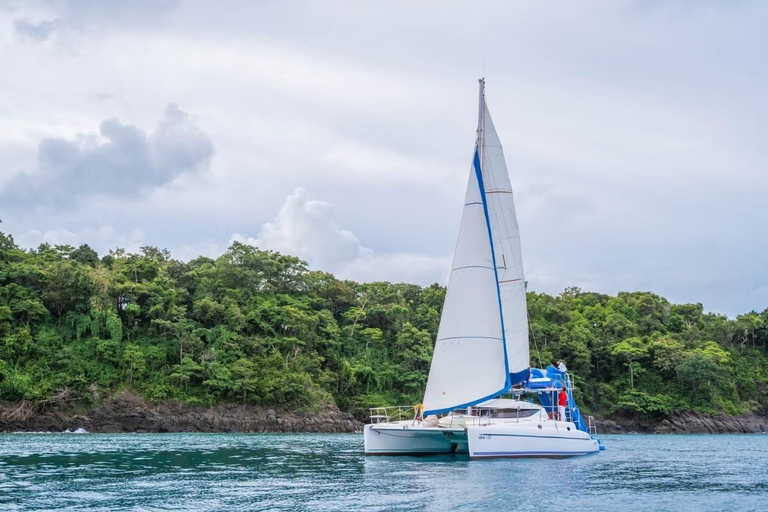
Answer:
(10, 0, 179, 42)
(15, 225, 146, 255)
(13, 18, 58, 41)
(232, 188, 450, 285)
(0, 104, 214, 212)
(2, 0, 767, 316)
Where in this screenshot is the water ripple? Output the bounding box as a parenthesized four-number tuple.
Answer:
(0, 433, 767, 511)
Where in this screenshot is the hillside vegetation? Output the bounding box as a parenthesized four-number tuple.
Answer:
(1, 229, 767, 420)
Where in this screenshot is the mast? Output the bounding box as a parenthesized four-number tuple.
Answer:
(467, 77, 486, 418)
(477, 78, 485, 148)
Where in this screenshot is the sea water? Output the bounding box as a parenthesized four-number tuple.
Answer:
(0, 432, 766, 511)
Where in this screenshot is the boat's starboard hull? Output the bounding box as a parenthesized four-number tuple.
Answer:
(466, 423, 600, 459)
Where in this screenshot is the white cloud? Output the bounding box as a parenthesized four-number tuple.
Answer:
(233, 188, 450, 285)
(1, 0, 767, 316)
(15, 226, 146, 255)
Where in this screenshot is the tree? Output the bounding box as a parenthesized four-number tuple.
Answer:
(677, 352, 725, 396)
(736, 313, 763, 350)
(42, 261, 95, 326)
(70, 244, 99, 267)
(650, 337, 686, 375)
(0, 230, 17, 251)
(122, 343, 147, 385)
(231, 358, 260, 404)
(611, 337, 648, 389)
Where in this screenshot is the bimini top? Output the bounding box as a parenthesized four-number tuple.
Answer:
(422, 79, 530, 417)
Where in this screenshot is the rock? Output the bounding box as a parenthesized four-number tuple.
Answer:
(0, 393, 364, 434)
(595, 409, 768, 434)
(654, 411, 768, 434)
(595, 417, 627, 434)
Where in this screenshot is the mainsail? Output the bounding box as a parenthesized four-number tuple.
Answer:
(422, 79, 529, 415)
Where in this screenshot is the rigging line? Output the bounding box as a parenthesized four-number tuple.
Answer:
(528, 309, 543, 369)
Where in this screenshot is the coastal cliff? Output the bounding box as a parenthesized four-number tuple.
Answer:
(598, 410, 768, 434)
(0, 392, 363, 434)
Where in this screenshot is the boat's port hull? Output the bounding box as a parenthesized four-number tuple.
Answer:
(363, 423, 467, 455)
(466, 423, 600, 459)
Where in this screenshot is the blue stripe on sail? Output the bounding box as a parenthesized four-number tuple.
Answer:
(509, 367, 530, 386)
(473, 148, 511, 382)
(423, 148, 512, 418)
(424, 389, 515, 417)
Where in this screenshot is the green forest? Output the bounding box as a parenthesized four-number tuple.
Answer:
(1, 228, 767, 420)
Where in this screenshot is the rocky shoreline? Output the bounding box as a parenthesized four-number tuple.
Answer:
(597, 410, 768, 434)
(2, 392, 766, 435)
(0, 392, 363, 434)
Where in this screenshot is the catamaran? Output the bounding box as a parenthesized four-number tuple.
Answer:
(363, 79, 603, 458)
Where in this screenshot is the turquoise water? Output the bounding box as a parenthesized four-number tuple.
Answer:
(1, 433, 766, 511)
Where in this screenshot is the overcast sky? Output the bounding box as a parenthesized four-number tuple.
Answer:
(1, 0, 766, 317)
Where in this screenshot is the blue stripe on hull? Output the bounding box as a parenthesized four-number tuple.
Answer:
(472, 450, 596, 457)
(478, 433, 595, 441)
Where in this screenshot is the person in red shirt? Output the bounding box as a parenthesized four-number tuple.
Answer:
(558, 385, 568, 422)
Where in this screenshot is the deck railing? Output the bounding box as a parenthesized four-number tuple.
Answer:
(368, 406, 419, 424)
(588, 415, 597, 436)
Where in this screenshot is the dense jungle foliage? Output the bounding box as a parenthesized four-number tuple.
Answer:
(1, 229, 767, 419)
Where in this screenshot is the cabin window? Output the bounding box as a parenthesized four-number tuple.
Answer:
(489, 408, 540, 419)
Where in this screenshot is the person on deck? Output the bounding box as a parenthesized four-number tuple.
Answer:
(556, 359, 568, 373)
(558, 385, 568, 422)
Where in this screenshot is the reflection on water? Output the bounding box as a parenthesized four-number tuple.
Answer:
(1, 433, 766, 511)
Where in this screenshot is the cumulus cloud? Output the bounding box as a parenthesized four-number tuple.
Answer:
(232, 188, 450, 285)
(0, 104, 214, 212)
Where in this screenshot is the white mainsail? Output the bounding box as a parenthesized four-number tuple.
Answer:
(479, 103, 530, 383)
(422, 79, 529, 415)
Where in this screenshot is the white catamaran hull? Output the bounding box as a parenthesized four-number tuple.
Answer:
(364, 423, 468, 455)
(364, 416, 599, 458)
(466, 423, 600, 459)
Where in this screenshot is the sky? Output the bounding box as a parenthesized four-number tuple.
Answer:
(0, 0, 766, 317)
